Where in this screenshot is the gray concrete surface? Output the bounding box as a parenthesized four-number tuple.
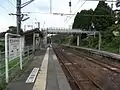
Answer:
(53, 53, 71, 90)
(5, 48, 71, 90)
(46, 48, 71, 90)
(6, 50, 46, 90)
(46, 48, 59, 90)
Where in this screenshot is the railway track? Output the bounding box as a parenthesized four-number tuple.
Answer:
(61, 46, 120, 89)
(66, 47, 120, 74)
(53, 45, 104, 90)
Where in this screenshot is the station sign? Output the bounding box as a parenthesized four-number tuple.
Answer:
(9, 38, 20, 61)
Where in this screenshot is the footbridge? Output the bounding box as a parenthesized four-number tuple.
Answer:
(42, 28, 99, 34)
(42, 28, 101, 50)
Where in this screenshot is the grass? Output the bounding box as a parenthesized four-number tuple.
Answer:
(0, 57, 20, 90)
(101, 46, 119, 54)
(0, 54, 34, 90)
(8, 57, 20, 69)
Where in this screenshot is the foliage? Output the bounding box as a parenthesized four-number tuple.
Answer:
(101, 24, 120, 53)
(70, 35, 77, 45)
(7, 26, 23, 35)
(52, 34, 72, 45)
(72, 9, 94, 30)
(70, 1, 117, 53)
(73, 1, 115, 31)
(0, 40, 4, 51)
(93, 1, 115, 31)
(79, 24, 120, 53)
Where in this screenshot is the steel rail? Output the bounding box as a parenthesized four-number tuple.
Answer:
(53, 46, 83, 90)
(57, 46, 104, 90)
(73, 49, 120, 74)
(53, 45, 104, 90)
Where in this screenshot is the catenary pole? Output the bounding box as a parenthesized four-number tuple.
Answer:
(17, 0, 21, 34)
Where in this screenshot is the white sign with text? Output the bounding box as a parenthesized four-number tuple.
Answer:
(9, 38, 20, 61)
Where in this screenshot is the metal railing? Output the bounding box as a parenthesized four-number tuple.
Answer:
(0, 45, 34, 89)
(63, 45, 120, 60)
(0, 51, 5, 83)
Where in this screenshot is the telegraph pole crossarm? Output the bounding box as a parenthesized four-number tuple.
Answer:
(17, 0, 21, 34)
(21, 0, 35, 8)
(16, 0, 35, 34)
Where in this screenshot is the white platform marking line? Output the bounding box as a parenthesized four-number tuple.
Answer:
(33, 48, 49, 90)
(26, 68, 39, 83)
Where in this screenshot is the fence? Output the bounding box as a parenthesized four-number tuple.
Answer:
(0, 51, 5, 86)
(0, 45, 34, 89)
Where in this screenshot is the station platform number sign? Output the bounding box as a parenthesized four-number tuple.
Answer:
(9, 38, 20, 61)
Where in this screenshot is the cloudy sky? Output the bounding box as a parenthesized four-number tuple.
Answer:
(0, 0, 117, 32)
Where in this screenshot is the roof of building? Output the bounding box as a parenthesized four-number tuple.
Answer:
(0, 28, 43, 38)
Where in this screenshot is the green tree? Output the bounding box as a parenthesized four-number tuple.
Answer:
(72, 9, 94, 45)
(73, 9, 94, 30)
(73, 1, 115, 31)
(93, 1, 115, 31)
(7, 26, 23, 35)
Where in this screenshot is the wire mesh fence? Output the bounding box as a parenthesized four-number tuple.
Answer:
(0, 51, 5, 89)
(0, 45, 34, 89)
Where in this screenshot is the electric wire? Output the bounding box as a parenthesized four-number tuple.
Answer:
(65, 0, 87, 25)
(72, 0, 81, 12)
(0, 5, 9, 12)
(7, 0, 15, 7)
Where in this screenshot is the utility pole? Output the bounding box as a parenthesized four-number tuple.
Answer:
(10, 0, 34, 34)
(17, 0, 21, 34)
(50, 0, 52, 13)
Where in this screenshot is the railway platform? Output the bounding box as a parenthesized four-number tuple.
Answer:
(6, 44, 120, 90)
(6, 47, 71, 90)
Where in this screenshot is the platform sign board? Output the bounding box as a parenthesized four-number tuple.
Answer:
(9, 38, 20, 61)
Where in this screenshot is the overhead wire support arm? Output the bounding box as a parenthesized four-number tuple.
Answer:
(21, 0, 35, 8)
(16, 0, 35, 34)
(7, 0, 15, 7)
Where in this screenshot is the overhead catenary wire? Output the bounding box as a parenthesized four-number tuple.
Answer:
(23, 0, 85, 18)
(0, 0, 15, 13)
(21, 0, 35, 8)
(22, 12, 76, 16)
(65, 0, 87, 25)
(22, 12, 51, 14)
(0, 5, 9, 12)
(85, 0, 116, 2)
(22, 1, 85, 16)
(64, 0, 81, 21)
(22, 11, 113, 17)
(7, 0, 16, 7)
(65, 0, 116, 25)
(72, 0, 81, 12)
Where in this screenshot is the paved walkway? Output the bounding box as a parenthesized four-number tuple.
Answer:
(6, 47, 71, 90)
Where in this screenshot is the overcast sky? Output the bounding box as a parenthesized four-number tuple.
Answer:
(0, 0, 117, 32)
